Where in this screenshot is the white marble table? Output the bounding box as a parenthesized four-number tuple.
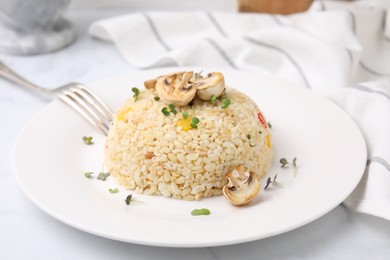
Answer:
(1, 9, 390, 260)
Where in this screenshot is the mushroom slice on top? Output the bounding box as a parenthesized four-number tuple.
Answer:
(222, 165, 260, 206)
(144, 78, 158, 89)
(155, 71, 197, 106)
(194, 72, 225, 101)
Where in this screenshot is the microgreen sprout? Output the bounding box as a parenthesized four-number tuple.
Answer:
(280, 157, 298, 176)
(161, 107, 170, 116)
(191, 208, 211, 216)
(154, 96, 160, 101)
(190, 117, 200, 129)
(82, 136, 93, 145)
(132, 87, 140, 101)
(124, 194, 143, 205)
(221, 98, 231, 109)
(210, 95, 217, 104)
(264, 174, 283, 190)
(182, 111, 189, 119)
(84, 172, 93, 178)
(97, 172, 110, 181)
(125, 194, 133, 205)
(194, 70, 203, 79)
(109, 188, 119, 193)
(267, 122, 272, 129)
(168, 104, 177, 115)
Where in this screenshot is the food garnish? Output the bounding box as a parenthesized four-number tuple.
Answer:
(182, 111, 189, 119)
(168, 104, 177, 115)
(124, 194, 143, 205)
(190, 117, 200, 129)
(191, 208, 211, 216)
(264, 174, 283, 190)
(222, 165, 260, 206)
(194, 72, 225, 101)
(161, 107, 170, 116)
(143, 71, 225, 106)
(280, 157, 298, 176)
(84, 172, 93, 178)
(97, 172, 110, 181)
(132, 87, 140, 101)
(82, 136, 93, 145)
(247, 134, 255, 147)
(155, 71, 197, 106)
(267, 122, 272, 129)
(109, 188, 119, 193)
(210, 95, 217, 104)
(194, 70, 203, 79)
(125, 194, 133, 205)
(154, 96, 160, 101)
(221, 98, 231, 109)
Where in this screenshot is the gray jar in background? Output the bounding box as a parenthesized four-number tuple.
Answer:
(0, 0, 75, 55)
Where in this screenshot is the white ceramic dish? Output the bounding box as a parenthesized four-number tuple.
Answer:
(13, 68, 367, 247)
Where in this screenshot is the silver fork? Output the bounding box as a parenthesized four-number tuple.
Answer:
(0, 60, 113, 135)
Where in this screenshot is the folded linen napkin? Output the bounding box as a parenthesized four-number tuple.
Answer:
(89, 1, 390, 220)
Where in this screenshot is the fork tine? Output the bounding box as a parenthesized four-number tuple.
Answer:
(75, 84, 113, 121)
(58, 92, 110, 136)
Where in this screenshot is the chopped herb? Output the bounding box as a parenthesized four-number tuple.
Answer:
(109, 188, 119, 193)
(125, 194, 133, 205)
(210, 95, 217, 104)
(221, 98, 231, 109)
(247, 134, 251, 140)
(97, 172, 110, 181)
(154, 96, 160, 101)
(132, 87, 140, 101)
(182, 112, 189, 119)
(84, 172, 93, 178)
(259, 131, 262, 134)
(191, 208, 211, 216)
(82, 136, 93, 145)
(267, 122, 272, 128)
(161, 107, 170, 116)
(194, 70, 203, 79)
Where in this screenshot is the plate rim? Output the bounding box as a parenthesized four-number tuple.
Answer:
(12, 67, 368, 247)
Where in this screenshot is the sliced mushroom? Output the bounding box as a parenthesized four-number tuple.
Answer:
(155, 71, 197, 106)
(222, 165, 260, 206)
(144, 78, 158, 89)
(194, 72, 225, 101)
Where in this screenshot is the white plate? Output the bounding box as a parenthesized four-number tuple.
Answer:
(13, 68, 367, 247)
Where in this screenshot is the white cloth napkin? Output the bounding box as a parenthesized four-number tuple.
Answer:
(89, 1, 390, 220)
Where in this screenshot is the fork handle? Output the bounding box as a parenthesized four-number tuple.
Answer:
(0, 60, 52, 95)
